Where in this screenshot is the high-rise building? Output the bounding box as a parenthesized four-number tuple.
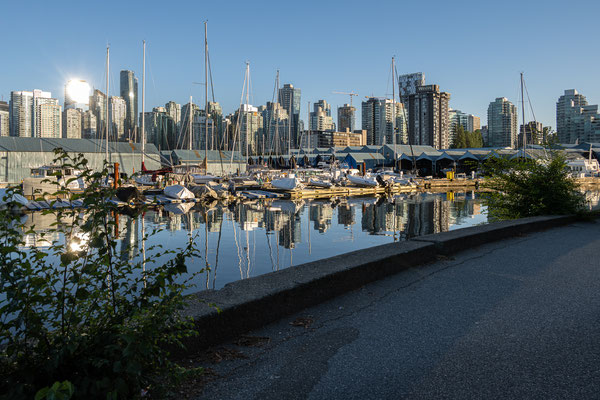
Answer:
(120, 70, 138, 139)
(142, 108, 177, 151)
(278, 83, 301, 149)
(0, 101, 9, 137)
(448, 109, 481, 144)
(338, 104, 356, 132)
(309, 100, 335, 132)
(9, 91, 34, 137)
(404, 84, 450, 149)
(63, 108, 82, 139)
(261, 102, 289, 154)
(519, 121, 544, 145)
(556, 89, 600, 143)
(10, 90, 61, 138)
(89, 89, 107, 140)
(487, 97, 517, 148)
(180, 101, 201, 149)
(37, 102, 62, 138)
(398, 72, 425, 98)
(109, 96, 127, 141)
(165, 101, 181, 130)
(82, 109, 97, 139)
(235, 104, 263, 156)
(362, 98, 406, 145)
(206, 101, 223, 150)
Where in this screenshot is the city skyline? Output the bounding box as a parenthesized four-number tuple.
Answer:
(1, 0, 599, 131)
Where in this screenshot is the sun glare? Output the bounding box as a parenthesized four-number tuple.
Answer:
(66, 79, 91, 104)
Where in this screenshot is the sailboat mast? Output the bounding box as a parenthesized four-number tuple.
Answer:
(189, 95, 193, 151)
(275, 70, 280, 155)
(307, 101, 310, 150)
(245, 62, 250, 161)
(141, 40, 146, 167)
(392, 57, 396, 156)
(520, 72, 527, 153)
(105, 45, 110, 163)
(204, 21, 209, 162)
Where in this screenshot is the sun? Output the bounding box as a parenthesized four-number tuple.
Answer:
(66, 79, 91, 104)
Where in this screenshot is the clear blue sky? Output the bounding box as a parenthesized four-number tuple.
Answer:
(2, 0, 598, 129)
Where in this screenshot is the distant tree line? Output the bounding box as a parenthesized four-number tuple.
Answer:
(450, 125, 483, 148)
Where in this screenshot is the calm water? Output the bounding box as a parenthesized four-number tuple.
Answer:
(19, 189, 600, 291)
(20, 192, 489, 291)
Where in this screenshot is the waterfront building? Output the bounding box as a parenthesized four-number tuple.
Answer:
(109, 96, 127, 141)
(398, 72, 425, 98)
(338, 104, 356, 133)
(82, 110, 97, 139)
(449, 109, 481, 145)
(89, 89, 107, 140)
(556, 89, 600, 143)
(165, 101, 181, 130)
(362, 98, 406, 146)
(519, 121, 544, 146)
(0, 101, 8, 137)
(278, 83, 301, 149)
(404, 85, 450, 149)
(309, 100, 335, 132)
(487, 97, 517, 148)
(120, 70, 138, 140)
(63, 108, 82, 139)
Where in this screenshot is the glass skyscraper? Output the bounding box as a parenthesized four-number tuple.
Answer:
(120, 70, 138, 140)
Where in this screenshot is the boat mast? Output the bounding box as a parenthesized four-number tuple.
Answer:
(189, 95, 193, 151)
(141, 40, 146, 168)
(204, 21, 209, 164)
(245, 62, 250, 162)
(392, 57, 396, 158)
(275, 70, 280, 155)
(520, 72, 527, 155)
(105, 45, 110, 163)
(307, 101, 311, 150)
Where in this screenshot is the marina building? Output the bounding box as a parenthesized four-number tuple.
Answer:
(404, 85, 451, 149)
(487, 97, 517, 148)
(0, 137, 161, 184)
(337, 104, 356, 133)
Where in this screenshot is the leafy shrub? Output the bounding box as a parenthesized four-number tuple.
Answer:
(482, 151, 585, 220)
(0, 150, 203, 399)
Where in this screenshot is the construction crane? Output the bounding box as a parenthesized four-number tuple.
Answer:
(332, 91, 358, 107)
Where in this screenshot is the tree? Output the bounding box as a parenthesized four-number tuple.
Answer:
(451, 125, 467, 148)
(482, 151, 585, 221)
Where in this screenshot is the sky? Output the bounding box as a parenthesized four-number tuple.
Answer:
(1, 0, 599, 129)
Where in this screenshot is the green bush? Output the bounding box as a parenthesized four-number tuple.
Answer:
(0, 150, 203, 399)
(482, 151, 585, 220)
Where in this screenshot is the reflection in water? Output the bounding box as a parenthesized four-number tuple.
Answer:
(18, 192, 496, 289)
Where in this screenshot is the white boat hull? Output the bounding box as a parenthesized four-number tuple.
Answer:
(271, 177, 302, 191)
(163, 184, 195, 200)
(347, 175, 378, 187)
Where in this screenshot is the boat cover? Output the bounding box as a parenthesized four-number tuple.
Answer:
(163, 185, 195, 200)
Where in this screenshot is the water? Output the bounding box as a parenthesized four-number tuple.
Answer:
(20, 191, 488, 291)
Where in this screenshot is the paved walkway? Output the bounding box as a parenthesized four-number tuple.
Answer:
(195, 220, 600, 399)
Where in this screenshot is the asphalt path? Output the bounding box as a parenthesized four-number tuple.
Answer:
(195, 220, 600, 399)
